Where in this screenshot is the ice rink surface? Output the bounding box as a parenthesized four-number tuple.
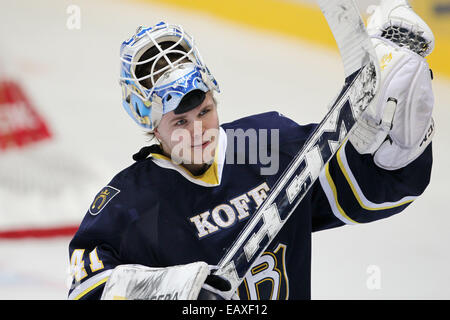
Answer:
(0, 0, 449, 299)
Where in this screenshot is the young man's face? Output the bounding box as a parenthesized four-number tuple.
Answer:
(154, 91, 220, 169)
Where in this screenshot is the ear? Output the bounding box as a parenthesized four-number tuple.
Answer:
(152, 128, 164, 147)
(153, 127, 161, 140)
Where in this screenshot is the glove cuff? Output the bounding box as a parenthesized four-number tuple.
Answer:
(374, 118, 434, 170)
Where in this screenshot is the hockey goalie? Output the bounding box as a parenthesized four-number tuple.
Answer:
(68, 0, 435, 300)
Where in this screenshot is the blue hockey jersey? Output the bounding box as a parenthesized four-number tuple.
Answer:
(68, 112, 432, 300)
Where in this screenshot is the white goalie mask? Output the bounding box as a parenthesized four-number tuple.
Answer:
(119, 22, 220, 131)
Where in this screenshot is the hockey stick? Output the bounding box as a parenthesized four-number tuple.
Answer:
(214, 0, 381, 297)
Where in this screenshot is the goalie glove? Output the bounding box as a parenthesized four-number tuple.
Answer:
(349, 0, 435, 170)
(100, 262, 239, 300)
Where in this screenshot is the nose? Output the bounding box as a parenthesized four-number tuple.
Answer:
(191, 120, 205, 145)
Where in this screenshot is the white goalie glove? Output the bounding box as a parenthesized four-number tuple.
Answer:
(100, 262, 238, 300)
(349, 0, 435, 170)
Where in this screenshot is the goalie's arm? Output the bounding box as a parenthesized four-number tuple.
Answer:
(311, 139, 432, 231)
(67, 181, 232, 300)
(68, 239, 121, 300)
(312, 0, 435, 231)
(67, 177, 155, 300)
(68, 240, 231, 300)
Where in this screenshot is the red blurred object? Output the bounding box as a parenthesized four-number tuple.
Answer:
(0, 225, 78, 239)
(0, 80, 52, 150)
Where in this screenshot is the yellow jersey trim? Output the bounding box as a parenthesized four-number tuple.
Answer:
(150, 151, 220, 185)
(336, 142, 415, 211)
(74, 277, 109, 300)
(324, 162, 359, 225)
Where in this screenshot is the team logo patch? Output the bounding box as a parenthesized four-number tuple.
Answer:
(89, 186, 120, 215)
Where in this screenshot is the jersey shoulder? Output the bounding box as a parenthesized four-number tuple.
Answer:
(221, 111, 317, 151)
(222, 111, 315, 138)
(221, 111, 294, 130)
(74, 159, 161, 237)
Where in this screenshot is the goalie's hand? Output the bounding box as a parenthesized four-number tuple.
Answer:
(100, 262, 239, 300)
(349, 0, 435, 170)
(198, 271, 239, 300)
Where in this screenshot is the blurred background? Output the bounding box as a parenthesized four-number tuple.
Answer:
(0, 0, 448, 299)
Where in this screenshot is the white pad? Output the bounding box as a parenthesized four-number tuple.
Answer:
(349, 0, 435, 170)
(101, 262, 210, 300)
(366, 0, 434, 57)
(350, 38, 434, 169)
(374, 118, 434, 170)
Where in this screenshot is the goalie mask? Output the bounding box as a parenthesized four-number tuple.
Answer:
(119, 22, 220, 131)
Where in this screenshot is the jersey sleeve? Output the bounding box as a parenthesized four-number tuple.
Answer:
(67, 237, 122, 300)
(311, 139, 433, 231)
(67, 179, 140, 300)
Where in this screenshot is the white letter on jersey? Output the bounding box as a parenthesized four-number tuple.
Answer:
(190, 211, 219, 238)
(229, 194, 251, 220)
(246, 254, 280, 300)
(211, 204, 236, 228)
(247, 183, 270, 208)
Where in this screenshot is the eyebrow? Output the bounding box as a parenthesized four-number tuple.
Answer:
(170, 103, 214, 121)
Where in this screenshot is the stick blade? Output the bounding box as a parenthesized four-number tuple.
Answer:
(317, 0, 375, 77)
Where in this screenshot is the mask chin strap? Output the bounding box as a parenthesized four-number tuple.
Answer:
(149, 95, 163, 131)
(200, 69, 216, 92)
